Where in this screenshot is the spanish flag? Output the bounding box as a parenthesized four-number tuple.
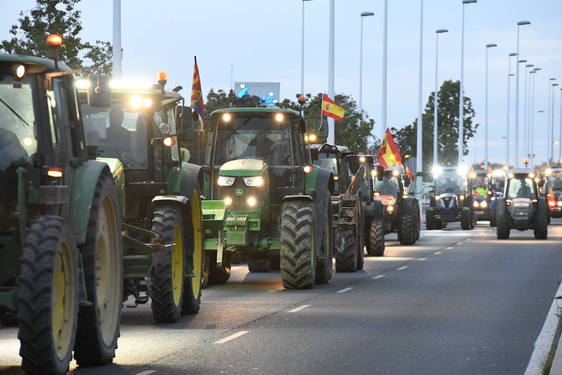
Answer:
(322, 94, 345, 121)
(191, 56, 205, 118)
(377, 129, 403, 169)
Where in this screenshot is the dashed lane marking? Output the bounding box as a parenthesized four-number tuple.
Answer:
(457, 242, 463, 245)
(372, 274, 385, 280)
(446, 247, 453, 250)
(418, 258, 427, 261)
(434, 251, 442, 254)
(397, 266, 408, 271)
(214, 331, 249, 344)
(288, 305, 311, 313)
(136, 371, 156, 375)
(336, 287, 353, 294)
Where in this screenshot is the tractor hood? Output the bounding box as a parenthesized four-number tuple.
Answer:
(219, 159, 267, 177)
(512, 197, 532, 206)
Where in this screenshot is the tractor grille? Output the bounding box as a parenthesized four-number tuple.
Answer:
(440, 197, 456, 208)
(513, 207, 529, 217)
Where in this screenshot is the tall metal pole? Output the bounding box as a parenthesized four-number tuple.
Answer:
(527, 71, 536, 158)
(433, 29, 448, 167)
(485, 44, 497, 170)
(300, 0, 312, 96)
(112, 0, 122, 78)
(530, 68, 540, 164)
(359, 12, 374, 114)
(327, 0, 335, 144)
(548, 82, 554, 162)
(381, 0, 388, 141)
(506, 53, 516, 166)
(416, 0, 424, 176)
(523, 64, 533, 155)
(551, 83, 560, 163)
(559, 88, 562, 162)
(515, 21, 531, 167)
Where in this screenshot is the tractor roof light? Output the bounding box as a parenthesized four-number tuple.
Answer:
(75, 79, 91, 89)
(457, 165, 469, 176)
(275, 113, 285, 123)
(545, 168, 553, 176)
(392, 169, 400, 177)
(222, 113, 232, 123)
(528, 172, 535, 178)
(157, 71, 168, 84)
(432, 165, 442, 177)
(46, 34, 63, 47)
(359, 156, 367, 163)
(303, 165, 313, 174)
(47, 167, 63, 178)
(15, 64, 25, 79)
(163, 137, 176, 147)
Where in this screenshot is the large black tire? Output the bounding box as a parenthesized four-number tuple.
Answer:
(181, 196, 203, 315)
(150, 206, 186, 323)
(425, 209, 435, 230)
(496, 200, 510, 240)
(316, 194, 333, 284)
(461, 207, 472, 230)
(280, 200, 316, 289)
(366, 219, 385, 256)
(248, 255, 271, 272)
(270, 254, 281, 271)
(335, 228, 358, 272)
(398, 200, 416, 245)
(74, 173, 122, 366)
(534, 200, 548, 240)
(206, 252, 232, 285)
(414, 201, 421, 241)
(18, 216, 79, 375)
(490, 208, 497, 227)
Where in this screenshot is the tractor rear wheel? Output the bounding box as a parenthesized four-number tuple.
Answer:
(150, 206, 186, 323)
(461, 208, 472, 230)
(414, 201, 421, 241)
(335, 228, 358, 272)
(534, 201, 548, 240)
(18, 216, 78, 375)
(181, 195, 204, 315)
(316, 194, 333, 284)
(74, 173, 122, 366)
(367, 219, 385, 257)
(496, 202, 510, 240)
(248, 255, 271, 272)
(280, 200, 316, 289)
(398, 203, 416, 246)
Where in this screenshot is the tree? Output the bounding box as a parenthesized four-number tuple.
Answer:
(278, 93, 376, 153)
(205, 89, 262, 116)
(392, 80, 479, 172)
(1, 0, 112, 73)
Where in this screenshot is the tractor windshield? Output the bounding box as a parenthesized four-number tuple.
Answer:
(548, 173, 562, 191)
(214, 116, 292, 166)
(315, 153, 338, 174)
(507, 177, 536, 199)
(81, 105, 150, 168)
(435, 171, 465, 195)
(375, 176, 400, 196)
(0, 75, 36, 172)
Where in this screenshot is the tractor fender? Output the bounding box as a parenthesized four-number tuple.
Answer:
(169, 162, 203, 199)
(151, 194, 202, 221)
(363, 200, 383, 220)
(70, 160, 113, 245)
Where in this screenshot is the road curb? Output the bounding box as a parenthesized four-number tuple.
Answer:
(524, 281, 562, 375)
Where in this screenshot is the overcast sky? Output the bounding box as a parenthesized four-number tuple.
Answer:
(1, 0, 561, 165)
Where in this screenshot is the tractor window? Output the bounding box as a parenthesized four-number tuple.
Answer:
(548, 174, 562, 191)
(214, 116, 292, 166)
(375, 176, 400, 196)
(315, 153, 338, 174)
(435, 172, 466, 194)
(81, 104, 150, 168)
(507, 178, 536, 199)
(0, 75, 36, 172)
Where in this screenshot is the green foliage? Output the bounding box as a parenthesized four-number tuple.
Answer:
(205, 89, 262, 115)
(392, 80, 478, 171)
(278, 93, 376, 153)
(0, 0, 112, 73)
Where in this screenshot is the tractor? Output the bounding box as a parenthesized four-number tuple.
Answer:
(544, 168, 562, 219)
(426, 166, 475, 230)
(195, 108, 334, 289)
(78, 72, 203, 322)
(373, 165, 420, 245)
(0, 51, 122, 373)
(496, 169, 548, 240)
(468, 169, 492, 223)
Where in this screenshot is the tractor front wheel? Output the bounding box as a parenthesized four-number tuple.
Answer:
(18, 216, 79, 375)
(461, 208, 472, 230)
(181, 195, 204, 315)
(280, 200, 316, 289)
(367, 219, 385, 257)
(534, 201, 548, 240)
(335, 228, 358, 272)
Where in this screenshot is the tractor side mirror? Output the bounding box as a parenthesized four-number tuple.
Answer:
(176, 106, 194, 141)
(87, 75, 111, 108)
(180, 147, 191, 163)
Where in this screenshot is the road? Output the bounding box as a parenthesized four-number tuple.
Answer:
(2, 221, 562, 375)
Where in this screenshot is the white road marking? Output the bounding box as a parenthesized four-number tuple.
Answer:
(466, 238, 472, 241)
(336, 287, 353, 294)
(457, 242, 463, 245)
(418, 258, 427, 261)
(446, 247, 453, 250)
(214, 331, 249, 344)
(397, 266, 408, 271)
(288, 305, 311, 313)
(434, 251, 442, 255)
(372, 274, 385, 280)
(136, 371, 156, 375)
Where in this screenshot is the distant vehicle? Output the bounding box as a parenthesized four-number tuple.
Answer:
(468, 169, 492, 223)
(544, 168, 562, 219)
(489, 169, 507, 227)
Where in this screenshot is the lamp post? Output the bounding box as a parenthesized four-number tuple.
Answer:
(551, 81, 559, 163)
(433, 29, 448, 167)
(381, 0, 388, 141)
(523, 63, 534, 155)
(416, 0, 424, 179)
(112, 0, 122, 78)
(359, 11, 374, 114)
(300, 0, 314, 96)
(559, 88, 562, 162)
(506, 52, 517, 166)
(530, 68, 541, 163)
(484, 43, 497, 170)
(514, 20, 531, 167)
(327, 0, 335, 144)
(458, 0, 477, 165)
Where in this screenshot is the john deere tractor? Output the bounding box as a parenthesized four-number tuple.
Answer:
(426, 166, 475, 230)
(197, 108, 334, 289)
(373, 165, 419, 245)
(78, 73, 203, 322)
(496, 169, 548, 240)
(0, 52, 122, 373)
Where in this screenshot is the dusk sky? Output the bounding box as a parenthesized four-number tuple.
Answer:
(2, 0, 561, 165)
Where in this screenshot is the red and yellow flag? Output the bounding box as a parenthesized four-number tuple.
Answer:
(322, 95, 345, 121)
(377, 129, 403, 169)
(191, 56, 205, 118)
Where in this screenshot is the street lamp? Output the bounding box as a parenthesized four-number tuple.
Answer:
(112, 0, 122, 78)
(381, 0, 388, 141)
(416, 0, 424, 178)
(327, 0, 335, 144)
(433, 29, 448, 167)
(300, 0, 314, 97)
(559, 88, 562, 161)
(506, 52, 517, 166)
(359, 11, 374, 114)
(530, 68, 541, 162)
(514, 20, 531, 167)
(523, 63, 534, 155)
(550, 80, 559, 163)
(484, 43, 497, 170)
(458, 0, 477, 164)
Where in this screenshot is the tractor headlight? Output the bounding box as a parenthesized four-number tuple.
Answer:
(247, 196, 258, 207)
(435, 195, 441, 200)
(480, 201, 488, 208)
(218, 176, 235, 186)
(243, 176, 264, 187)
(473, 201, 479, 208)
(224, 196, 233, 206)
(459, 194, 465, 200)
(558, 201, 562, 207)
(386, 205, 394, 214)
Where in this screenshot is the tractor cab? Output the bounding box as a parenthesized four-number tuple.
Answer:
(310, 143, 352, 195)
(468, 169, 492, 221)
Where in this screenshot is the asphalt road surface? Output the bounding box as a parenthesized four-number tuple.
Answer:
(2, 220, 562, 375)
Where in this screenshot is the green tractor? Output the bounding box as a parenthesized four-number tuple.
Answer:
(78, 73, 203, 322)
(193, 108, 334, 289)
(0, 53, 122, 373)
